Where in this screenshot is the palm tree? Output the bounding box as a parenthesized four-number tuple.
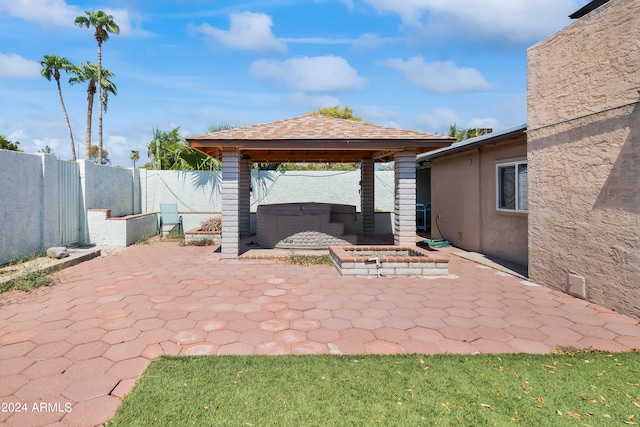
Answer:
(68, 62, 117, 161)
(74, 10, 119, 165)
(130, 150, 139, 168)
(40, 55, 76, 161)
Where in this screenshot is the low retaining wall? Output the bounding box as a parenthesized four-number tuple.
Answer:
(87, 210, 158, 247)
(330, 246, 449, 277)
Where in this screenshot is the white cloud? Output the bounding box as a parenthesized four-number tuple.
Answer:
(107, 135, 129, 158)
(313, 0, 354, 9)
(363, 0, 583, 42)
(284, 92, 340, 109)
(250, 55, 366, 93)
(352, 33, 400, 49)
(0, 53, 40, 78)
(358, 106, 400, 128)
(281, 33, 400, 48)
(414, 108, 461, 134)
(103, 8, 151, 38)
(9, 130, 27, 141)
(0, 0, 80, 27)
(33, 137, 62, 152)
(281, 37, 354, 45)
(468, 117, 498, 130)
(0, 1, 142, 36)
(383, 55, 490, 93)
(193, 12, 286, 53)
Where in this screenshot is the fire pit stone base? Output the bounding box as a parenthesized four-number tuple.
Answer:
(329, 246, 449, 277)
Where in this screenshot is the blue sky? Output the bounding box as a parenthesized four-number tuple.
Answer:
(0, 0, 589, 167)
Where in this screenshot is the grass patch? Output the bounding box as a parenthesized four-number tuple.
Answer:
(282, 253, 333, 266)
(0, 261, 55, 294)
(135, 233, 155, 245)
(182, 238, 217, 247)
(107, 352, 640, 426)
(161, 231, 185, 243)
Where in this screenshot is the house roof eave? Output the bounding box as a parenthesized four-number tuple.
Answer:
(416, 123, 527, 164)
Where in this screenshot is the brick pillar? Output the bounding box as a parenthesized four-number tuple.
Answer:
(221, 150, 240, 259)
(239, 158, 251, 237)
(360, 158, 375, 236)
(394, 150, 417, 246)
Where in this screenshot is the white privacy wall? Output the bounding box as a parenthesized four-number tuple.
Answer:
(0, 149, 397, 264)
(79, 161, 140, 218)
(0, 151, 46, 264)
(140, 169, 395, 214)
(78, 161, 140, 244)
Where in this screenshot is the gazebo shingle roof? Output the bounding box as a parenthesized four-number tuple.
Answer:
(187, 114, 453, 162)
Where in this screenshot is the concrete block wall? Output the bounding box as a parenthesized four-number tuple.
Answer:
(360, 159, 375, 235)
(394, 151, 417, 246)
(0, 151, 47, 264)
(239, 159, 252, 236)
(527, 0, 640, 319)
(221, 151, 240, 259)
(78, 160, 139, 244)
(140, 169, 221, 214)
(87, 210, 157, 247)
(0, 149, 398, 263)
(79, 161, 137, 218)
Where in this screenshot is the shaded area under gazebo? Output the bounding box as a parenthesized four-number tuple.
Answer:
(187, 114, 454, 259)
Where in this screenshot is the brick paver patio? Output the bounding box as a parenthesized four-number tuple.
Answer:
(1, 242, 639, 426)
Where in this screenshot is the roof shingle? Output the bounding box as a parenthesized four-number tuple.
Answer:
(189, 114, 449, 141)
(187, 114, 454, 162)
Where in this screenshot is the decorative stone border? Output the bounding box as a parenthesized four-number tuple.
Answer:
(329, 245, 449, 277)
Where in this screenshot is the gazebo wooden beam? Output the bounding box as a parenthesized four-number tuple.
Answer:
(191, 145, 451, 163)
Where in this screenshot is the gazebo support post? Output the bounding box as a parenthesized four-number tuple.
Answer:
(221, 149, 240, 259)
(239, 158, 251, 237)
(394, 150, 417, 246)
(360, 158, 375, 236)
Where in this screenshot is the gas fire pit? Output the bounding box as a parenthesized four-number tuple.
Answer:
(329, 246, 449, 277)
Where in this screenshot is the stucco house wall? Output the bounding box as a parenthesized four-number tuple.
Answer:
(527, 0, 640, 318)
(428, 134, 528, 266)
(430, 150, 482, 252)
(478, 141, 528, 265)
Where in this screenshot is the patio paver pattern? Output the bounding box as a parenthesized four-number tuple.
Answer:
(1, 242, 639, 426)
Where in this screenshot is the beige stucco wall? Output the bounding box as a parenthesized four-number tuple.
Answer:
(430, 136, 528, 265)
(479, 139, 528, 265)
(527, 0, 640, 319)
(430, 150, 481, 252)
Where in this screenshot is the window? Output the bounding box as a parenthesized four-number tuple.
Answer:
(496, 161, 528, 212)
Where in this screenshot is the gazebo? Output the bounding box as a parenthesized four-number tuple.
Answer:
(187, 114, 454, 259)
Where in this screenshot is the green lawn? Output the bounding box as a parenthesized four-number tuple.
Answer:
(108, 351, 640, 426)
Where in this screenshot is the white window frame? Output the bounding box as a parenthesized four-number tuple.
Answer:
(496, 160, 528, 213)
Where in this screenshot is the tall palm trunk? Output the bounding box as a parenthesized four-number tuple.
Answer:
(85, 80, 96, 160)
(55, 70, 76, 161)
(97, 41, 103, 165)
